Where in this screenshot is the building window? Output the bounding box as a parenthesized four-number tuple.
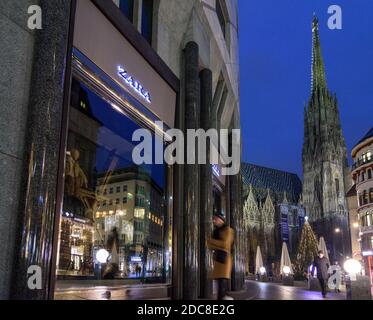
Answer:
(123, 185, 128, 192)
(370, 189, 373, 203)
(335, 178, 340, 196)
(123, 197, 127, 204)
(362, 172, 365, 182)
(56, 76, 171, 291)
(115, 0, 134, 23)
(368, 169, 372, 180)
(141, 0, 153, 45)
(216, 0, 226, 39)
(116, 186, 121, 193)
(134, 208, 145, 219)
(364, 190, 369, 205)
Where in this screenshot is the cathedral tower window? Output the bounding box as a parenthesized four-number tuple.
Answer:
(335, 178, 340, 197)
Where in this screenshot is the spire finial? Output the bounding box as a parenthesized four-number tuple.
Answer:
(311, 13, 327, 92)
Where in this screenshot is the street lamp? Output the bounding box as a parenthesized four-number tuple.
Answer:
(335, 228, 341, 233)
(344, 259, 361, 275)
(259, 267, 266, 275)
(283, 266, 291, 276)
(96, 249, 109, 264)
(96, 249, 109, 280)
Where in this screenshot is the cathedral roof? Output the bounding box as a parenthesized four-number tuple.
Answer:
(241, 163, 302, 204)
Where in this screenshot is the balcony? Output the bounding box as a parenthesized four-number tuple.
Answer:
(352, 157, 373, 170)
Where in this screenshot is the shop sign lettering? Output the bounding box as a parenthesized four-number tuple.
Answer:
(117, 66, 152, 103)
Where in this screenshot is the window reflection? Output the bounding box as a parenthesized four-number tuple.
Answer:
(56, 79, 171, 285)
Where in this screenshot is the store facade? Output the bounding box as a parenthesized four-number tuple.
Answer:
(53, 0, 179, 298)
(6, 0, 243, 300)
(10, 0, 179, 300)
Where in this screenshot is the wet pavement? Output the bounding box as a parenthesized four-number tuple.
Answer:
(244, 280, 346, 300)
(54, 279, 349, 300)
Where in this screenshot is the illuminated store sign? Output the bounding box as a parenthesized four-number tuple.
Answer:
(117, 66, 151, 103)
(362, 250, 373, 257)
(131, 256, 142, 262)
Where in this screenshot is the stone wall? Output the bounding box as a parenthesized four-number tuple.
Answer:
(0, 0, 38, 299)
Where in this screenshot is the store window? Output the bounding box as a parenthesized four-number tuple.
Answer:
(55, 78, 171, 291)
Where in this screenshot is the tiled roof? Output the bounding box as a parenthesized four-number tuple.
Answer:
(241, 163, 302, 204)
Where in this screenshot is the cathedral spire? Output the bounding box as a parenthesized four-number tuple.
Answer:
(311, 15, 327, 93)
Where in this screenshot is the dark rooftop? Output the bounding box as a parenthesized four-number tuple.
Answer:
(355, 127, 373, 147)
(241, 163, 303, 204)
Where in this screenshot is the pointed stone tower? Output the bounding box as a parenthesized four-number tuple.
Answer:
(302, 16, 352, 263)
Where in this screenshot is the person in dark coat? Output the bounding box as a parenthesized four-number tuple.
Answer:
(207, 212, 234, 300)
(311, 250, 330, 298)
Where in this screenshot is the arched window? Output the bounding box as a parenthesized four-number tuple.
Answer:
(335, 178, 340, 196)
(314, 176, 322, 204)
(364, 190, 369, 205)
(368, 169, 372, 180)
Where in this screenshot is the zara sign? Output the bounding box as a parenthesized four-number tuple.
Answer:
(118, 65, 152, 103)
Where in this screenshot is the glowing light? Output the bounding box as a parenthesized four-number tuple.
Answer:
(96, 249, 109, 264)
(353, 222, 359, 228)
(344, 259, 361, 274)
(309, 264, 317, 277)
(259, 267, 266, 275)
(305, 216, 309, 222)
(117, 66, 151, 103)
(212, 164, 221, 177)
(283, 266, 291, 275)
(335, 228, 341, 233)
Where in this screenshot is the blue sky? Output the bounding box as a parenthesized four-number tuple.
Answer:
(239, 0, 373, 178)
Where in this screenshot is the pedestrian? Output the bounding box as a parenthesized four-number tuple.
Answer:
(311, 250, 330, 298)
(207, 212, 234, 300)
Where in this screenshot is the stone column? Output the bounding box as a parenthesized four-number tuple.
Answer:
(229, 112, 245, 291)
(199, 69, 213, 298)
(11, 0, 73, 299)
(183, 41, 200, 300)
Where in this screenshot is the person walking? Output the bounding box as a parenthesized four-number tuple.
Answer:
(207, 212, 234, 300)
(311, 250, 330, 298)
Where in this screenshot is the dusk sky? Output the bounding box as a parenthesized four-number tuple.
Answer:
(239, 0, 373, 178)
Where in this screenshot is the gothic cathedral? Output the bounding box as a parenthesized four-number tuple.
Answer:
(302, 16, 352, 263)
